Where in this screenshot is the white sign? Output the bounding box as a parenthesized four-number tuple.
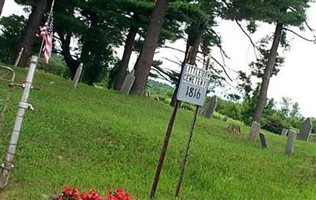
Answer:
(176, 64, 210, 106)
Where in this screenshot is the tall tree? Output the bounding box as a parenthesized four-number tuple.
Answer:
(253, 22, 283, 122)
(0, 15, 27, 63)
(222, 0, 312, 123)
(14, 0, 48, 66)
(53, 0, 82, 79)
(0, 0, 4, 16)
(130, 0, 169, 95)
(113, 25, 138, 90)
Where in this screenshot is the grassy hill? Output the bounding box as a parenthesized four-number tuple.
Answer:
(0, 67, 315, 199)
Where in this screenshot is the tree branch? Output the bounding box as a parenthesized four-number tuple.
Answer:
(234, 20, 261, 58)
(209, 28, 230, 59)
(160, 56, 182, 67)
(304, 20, 315, 32)
(211, 57, 233, 81)
(283, 27, 316, 43)
(151, 67, 172, 83)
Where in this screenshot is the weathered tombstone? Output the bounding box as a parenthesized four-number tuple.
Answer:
(248, 121, 260, 142)
(120, 70, 135, 94)
(72, 63, 83, 88)
(259, 132, 268, 148)
(286, 129, 297, 155)
(199, 95, 217, 118)
(297, 118, 312, 141)
(225, 123, 241, 134)
(281, 128, 288, 136)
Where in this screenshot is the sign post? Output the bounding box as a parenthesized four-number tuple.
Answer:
(150, 63, 210, 199)
(175, 63, 210, 197)
(175, 105, 199, 197)
(150, 100, 180, 198)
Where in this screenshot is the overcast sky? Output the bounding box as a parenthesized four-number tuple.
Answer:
(2, 0, 316, 117)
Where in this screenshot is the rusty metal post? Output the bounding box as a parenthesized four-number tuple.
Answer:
(150, 100, 179, 199)
(175, 105, 199, 197)
(0, 56, 37, 189)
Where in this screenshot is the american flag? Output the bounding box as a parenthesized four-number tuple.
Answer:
(40, 12, 54, 64)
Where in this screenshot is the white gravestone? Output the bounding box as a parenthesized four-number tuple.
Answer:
(297, 118, 312, 141)
(286, 129, 297, 155)
(120, 70, 135, 94)
(248, 121, 260, 142)
(72, 63, 83, 88)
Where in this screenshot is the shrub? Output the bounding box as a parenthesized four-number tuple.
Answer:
(261, 114, 291, 134)
(37, 55, 70, 78)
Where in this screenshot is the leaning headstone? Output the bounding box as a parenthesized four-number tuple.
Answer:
(297, 118, 312, 141)
(248, 121, 260, 142)
(259, 132, 268, 148)
(120, 70, 135, 94)
(281, 129, 288, 136)
(72, 63, 83, 88)
(286, 129, 297, 155)
(14, 47, 24, 67)
(199, 95, 217, 118)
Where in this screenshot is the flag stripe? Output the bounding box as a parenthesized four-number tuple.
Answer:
(40, 12, 53, 64)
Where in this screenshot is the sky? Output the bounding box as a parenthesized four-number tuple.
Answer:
(2, 0, 316, 117)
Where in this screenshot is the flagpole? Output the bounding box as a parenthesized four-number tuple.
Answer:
(37, 0, 55, 59)
(37, 39, 45, 58)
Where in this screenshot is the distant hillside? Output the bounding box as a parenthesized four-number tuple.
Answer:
(146, 79, 174, 97)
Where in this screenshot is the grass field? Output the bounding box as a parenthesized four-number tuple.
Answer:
(0, 66, 315, 199)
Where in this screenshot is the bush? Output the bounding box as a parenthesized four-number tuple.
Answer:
(261, 114, 291, 134)
(37, 55, 70, 78)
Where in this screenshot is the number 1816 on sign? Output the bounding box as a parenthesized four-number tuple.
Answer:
(185, 86, 201, 99)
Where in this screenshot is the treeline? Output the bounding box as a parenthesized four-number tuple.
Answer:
(0, 0, 315, 125)
(217, 97, 311, 134)
(147, 79, 313, 134)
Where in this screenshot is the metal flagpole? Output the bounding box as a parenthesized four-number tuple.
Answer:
(0, 56, 37, 189)
(38, 0, 55, 59)
(0, 0, 56, 190)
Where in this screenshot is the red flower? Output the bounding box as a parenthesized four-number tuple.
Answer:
(58, 186, 80, 200)
(80, 189, 103, 200)
(107, 188, 131, 200)
(56, 186, 134, 200)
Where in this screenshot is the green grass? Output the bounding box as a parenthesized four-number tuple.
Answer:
(0, 67, 315, 200)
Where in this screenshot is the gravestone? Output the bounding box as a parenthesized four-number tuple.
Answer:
(72, 63, 83, 88)
(259, 132, 268, 148)
(199, 95, 217, 118)
(120, 70, 135, 94)
(248, 121, 260, 142)
(286, 129, 297, 155)
(281, 129, 288, 136)
(225, 123, 241, 134)
(297, 118, 312, 141)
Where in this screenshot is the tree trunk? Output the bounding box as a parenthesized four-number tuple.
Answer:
(59, 32, 80, 79)
(170, 22, 206, 107)
(0, 0, 5, 16)
(253, 23, 283, 123)
(14, 0, 48, 67)
(130, 0, 169, 95)
(114, 26, 138, 90)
